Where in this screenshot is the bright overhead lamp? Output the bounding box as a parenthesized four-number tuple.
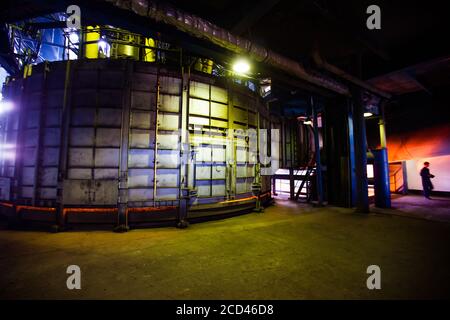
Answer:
(0, 100, 13, 114)
(364, 112, 373, 118)
(232, 59, 250, 75)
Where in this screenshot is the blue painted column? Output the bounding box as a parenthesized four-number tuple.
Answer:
(373, 148, 391, 208)
(311, 96, 324, 206)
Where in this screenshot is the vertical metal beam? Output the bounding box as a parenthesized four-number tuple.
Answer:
(289, 167, 295, 200)
(55, 60, 73, 231)
(115, 60, 132, 232)
(311, 96, 324, 206)
(352, 89, 369, 213)
(178, 67, 190, 228)
(153, 69, 160, 201)
(31, 62, 49, 206)
(346, 99, 357, 207)
(227, 82, 236, 200)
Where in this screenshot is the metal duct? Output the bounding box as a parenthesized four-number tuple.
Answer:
(312, 51, 391, 99)
(103, 0, 350, 96)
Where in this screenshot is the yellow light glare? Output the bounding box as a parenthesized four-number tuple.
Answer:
(232, 59, 250, 74)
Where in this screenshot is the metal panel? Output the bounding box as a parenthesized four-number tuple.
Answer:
(63, 179, 118, 205)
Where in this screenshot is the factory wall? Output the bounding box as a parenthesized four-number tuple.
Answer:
(0, 59, 276, 225)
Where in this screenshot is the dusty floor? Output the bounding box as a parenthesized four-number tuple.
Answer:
(0, 197, 449, 299)
(372, 194, 450, 223)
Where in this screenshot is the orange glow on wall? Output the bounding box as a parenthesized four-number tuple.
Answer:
(387, 124, 450, 162)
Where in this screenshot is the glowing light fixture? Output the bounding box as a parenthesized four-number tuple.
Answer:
(232, 59, 250, 75)
(69, 32, 79, 44)
(364, 112, 373, 118)
(0, 100, 13, 114)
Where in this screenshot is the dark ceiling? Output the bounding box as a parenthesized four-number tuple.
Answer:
(1, 0, 449, 95)
(166, 0, 449, 79)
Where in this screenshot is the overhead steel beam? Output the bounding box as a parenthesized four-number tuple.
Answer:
(313, 50, 392, 99)
(102, 0, 350, 96)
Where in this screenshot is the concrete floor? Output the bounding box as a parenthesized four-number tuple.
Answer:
(372, 194, 450, 223)
(0, 198, 449, 299)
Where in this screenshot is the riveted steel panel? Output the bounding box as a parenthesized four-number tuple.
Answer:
(63, 179, 118, 205)
(156, 169, 178, 187)
(74, 70, 97, 89)
(197, 146, 212, 162)
(128, 188, 154, 201)
(39, 188, 57, 199)
(196, 165, 211, 179)
(212, 181, 226, 196)
(21, 167, 35, 186)
(96, 128, 121, 147)
(159, 114, 179, 130)
(24, 129, 38, 146)
(212, 165, 226, 179)
(189, 116, 209, 126)
(160, 94, 180, 112)
(99, 71, 124, 89)
(67, 168, 92, 180)
(190, 81, 209, 100)
(70, 128, 94, 146)
(45, 110, 62, 127)
(72, 108, 96, 126)
(128, 169, 154, 187)
(132, 73, 157, 91)
(210, 119, 228, 128)
(23, 148, 36, 166)
(21, 186, 33, 198)
(43, 128, 61, 146)
(26, 110, 40, 128)
(69, 148, 94, 167)
(211, 86, 228, 104)
(157, 150, 179, 168)
(128, 149, 155, 168)
(236, 178, 251, 194)
(130, 129, 155, 148)
(131, 111, 152, 129)
(94, 168, 118, 180)
(98, 90, 124, 108)
(189, 98, 209, 116)
(211, 102, 228, 119)
(158, 133, 179, 149)
(95, 149, 119, 167)
(40, 168, 58, 186)
(212, 146, 226, 162)
(131, 91, 155, 110)
(98, 108, 122, 126)
(160, 77, 181, 95)
(42, 147, 59, 166)
(156, 188, 178, 200)
(72, 90, 97, 108)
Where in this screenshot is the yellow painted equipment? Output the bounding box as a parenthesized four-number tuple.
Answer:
(116, 34, 139, 60)
(83, 26, 100, 59)
(23, 64, 32, 78)
(194, 58, 213, 74)
(143, 37, 156, 62)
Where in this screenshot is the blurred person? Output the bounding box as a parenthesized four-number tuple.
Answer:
(420, 162, 435, 199)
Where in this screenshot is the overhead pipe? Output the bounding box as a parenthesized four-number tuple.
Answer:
(103, 0, 350, 96)
(312, 50, 391, 99)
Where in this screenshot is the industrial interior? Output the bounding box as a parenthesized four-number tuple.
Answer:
(0, 0, 401, 231)
(0, 0, 450, 301)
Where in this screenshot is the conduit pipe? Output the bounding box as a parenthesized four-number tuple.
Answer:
(103, 0, 350, 96)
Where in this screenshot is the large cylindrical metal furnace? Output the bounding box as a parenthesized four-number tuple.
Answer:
(0, 59, 275, 229)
